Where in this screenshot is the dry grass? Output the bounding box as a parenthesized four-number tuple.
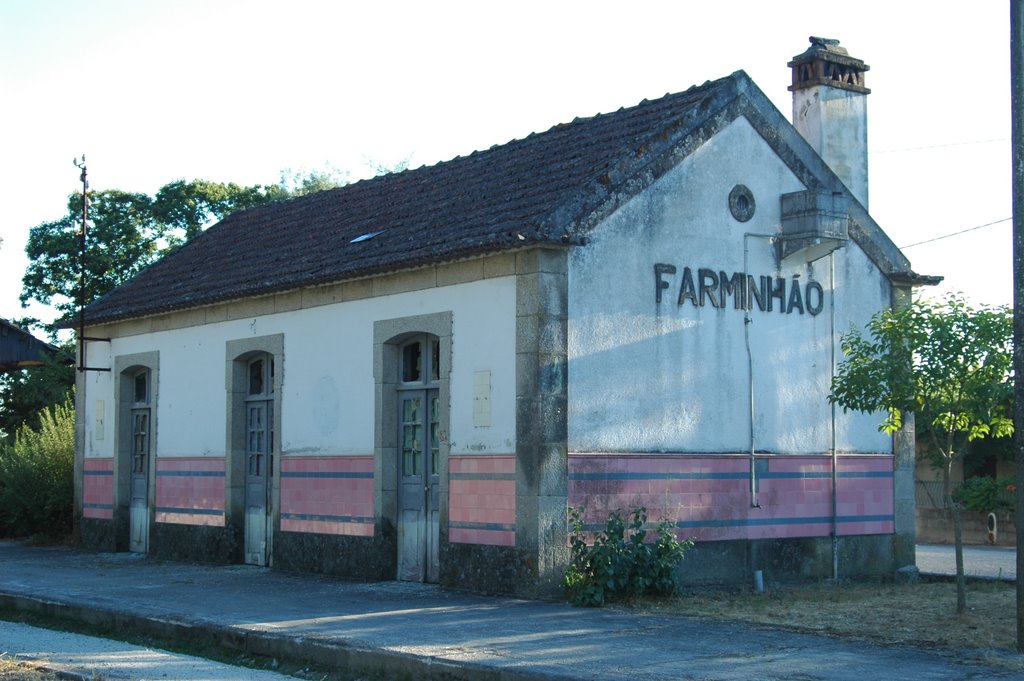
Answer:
(630, 578, 1024, 670)
(0, 656, 59, 681)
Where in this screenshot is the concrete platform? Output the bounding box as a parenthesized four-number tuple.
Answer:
(0, 542, 1019, 680)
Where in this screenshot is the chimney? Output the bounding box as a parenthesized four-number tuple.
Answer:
(789, 37, 870, 208)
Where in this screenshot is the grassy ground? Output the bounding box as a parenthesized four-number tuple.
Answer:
(630, 577, 1024, 671)
(0, 656, 59, 681)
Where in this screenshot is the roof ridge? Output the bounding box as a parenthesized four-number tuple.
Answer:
(365, 76, 740, 182)
(226, 75, 742, 218)
(530, 73, 743, 241)
(77, 72, 754, 326)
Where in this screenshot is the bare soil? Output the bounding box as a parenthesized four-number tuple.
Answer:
(632, 578, 1024, 671)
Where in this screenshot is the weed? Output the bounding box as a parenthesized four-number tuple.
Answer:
(563, 506, 692, 606)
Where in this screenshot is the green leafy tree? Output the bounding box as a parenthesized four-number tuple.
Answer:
(954, 475, 1016, 514)
(10, 179, 288, 441)
(22, 190, 153, 318)
(364, 156, 410, 178)
(277, 164, 351, 197)
(0, 340, 74, 445)
(9, 166, 383, 441)
(829, 294, 1013, 613)
(277, 158, 410, 197)
(152, 179, 289, 244)
(21, 180, 285, 319)
(20, 162, 419, 321)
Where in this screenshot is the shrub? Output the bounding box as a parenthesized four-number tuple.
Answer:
(0, 398, 74, 538)
(563, 506, 692, 607)
(954, 475, 1015, 514)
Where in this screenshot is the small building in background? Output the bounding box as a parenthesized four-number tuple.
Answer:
(71, 38, 937, 595)
(0, 318, 63, 374)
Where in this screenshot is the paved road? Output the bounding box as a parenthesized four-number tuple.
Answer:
(1, 620, 297, 681)
(0, 542, 1020, 680)
(916, 543, 1017, 580)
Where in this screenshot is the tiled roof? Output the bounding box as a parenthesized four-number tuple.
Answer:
(81, 69, 921, 326)
(80, 72, 746, 325)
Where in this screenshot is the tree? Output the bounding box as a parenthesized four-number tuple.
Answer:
(19, 168, 372, 320)
(276, 158, 411, 197)
(9, 179, 286, 440)
(22, 190, 158, 319)
(0, 341, 74, 445)
(152, 179, 288, 244)
(829, 294, 1013, 613)
(277, 164, 351, 197)
(9, 166, 374, 438)
(20, 180, 285, 319)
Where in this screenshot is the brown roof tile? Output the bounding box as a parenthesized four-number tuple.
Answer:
(83, 73, 746, 325)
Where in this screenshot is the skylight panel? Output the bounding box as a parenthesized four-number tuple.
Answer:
(350, 230, 386, 243)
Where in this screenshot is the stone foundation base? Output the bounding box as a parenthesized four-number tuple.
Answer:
(680, 535, 899, 586)
(273, 529, 395, 580)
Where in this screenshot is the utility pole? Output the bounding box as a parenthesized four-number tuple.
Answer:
(1011, 0, 1024, 652)
(73, 155, 88, 372)
(71, 158, 110, 375)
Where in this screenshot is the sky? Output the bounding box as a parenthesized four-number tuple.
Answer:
(0, 1, 1014, 330)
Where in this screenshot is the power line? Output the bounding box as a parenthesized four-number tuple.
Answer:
(900, 218, 1011, 249)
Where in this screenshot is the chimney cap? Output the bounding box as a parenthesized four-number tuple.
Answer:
(802, 37, 848, 57)
(788, 37, 870, 94)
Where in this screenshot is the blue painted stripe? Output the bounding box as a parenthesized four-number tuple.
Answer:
(570, 472, 748, 481)
(835, 514, 895, 524)
(581, 514, 894, 532)
(155, 507, 224, 516)
(570, 470, 893, 482)
(675, 515, 894, 529)
(281, 512, 374, 524)
(83, 470, 113, 476)
(448, 521, 516, 532)
(760, 470, 893, 480)
(83, 503, 114, 510)
(156, 470, 225, 477)
(449, 473, 516, 481)
(673, 516, 834, 530)
(280, 471, 373, 479)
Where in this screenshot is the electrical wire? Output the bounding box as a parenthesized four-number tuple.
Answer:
(900, 218, 1011, 249)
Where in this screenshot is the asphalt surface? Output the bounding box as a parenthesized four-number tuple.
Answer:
(2, 620, 299, 680)
(0, 541, 1020, 681)
(916, 542, 1016, 580)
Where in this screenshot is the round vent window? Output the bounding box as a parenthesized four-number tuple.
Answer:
(729, 184, 755, 222)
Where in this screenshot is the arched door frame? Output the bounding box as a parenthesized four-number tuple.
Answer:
(373, 312, 451, 581)
(114, 351, 159, 554)
(225, 334, 284, 566)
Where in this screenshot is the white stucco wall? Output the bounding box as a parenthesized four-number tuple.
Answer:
(792, 87, 869, 208)
(567, 116, 891, 455)
(79, 275, 517, 459)
(82, 343, 114, 458)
